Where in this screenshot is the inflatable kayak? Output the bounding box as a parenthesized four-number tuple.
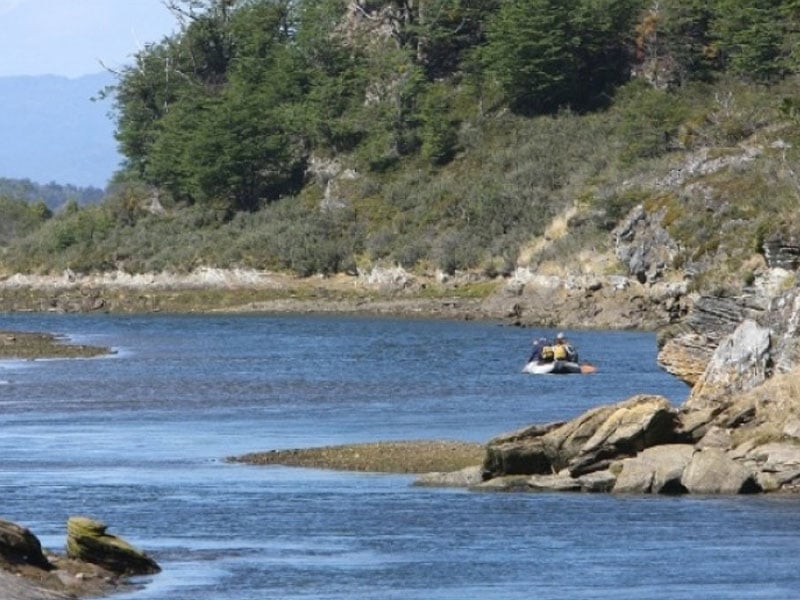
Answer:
(522, 359, 597, 375)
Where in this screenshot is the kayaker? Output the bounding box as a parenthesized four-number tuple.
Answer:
(553, 332, 578, 362)
(529, 337, 553, 362)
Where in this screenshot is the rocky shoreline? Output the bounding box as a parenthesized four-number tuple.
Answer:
(0, 517, 159, 600)
(0, 265, 687, 330)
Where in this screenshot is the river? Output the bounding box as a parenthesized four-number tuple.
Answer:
(1, 313, 799, 599)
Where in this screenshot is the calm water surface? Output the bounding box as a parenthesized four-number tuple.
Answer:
(1, 314, 798, 600)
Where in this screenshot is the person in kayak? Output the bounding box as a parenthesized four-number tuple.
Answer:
(529, 337, 554, 362)
(553, 332, 578, 362)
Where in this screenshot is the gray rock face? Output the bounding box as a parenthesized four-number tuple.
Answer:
(686, 319, 772, 410)
(763, 236, 800, 270)
(612, 444, 695, 494)
(658, 293, 770, 385)
(614, 204, 680, 284)
(765, 287, 800, 374)
(738, 441, 800, 492)
(681, 448, 760, 494)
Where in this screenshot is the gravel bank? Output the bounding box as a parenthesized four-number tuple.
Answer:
(0, 330, 110, 359)
(231, 440, 486, 474)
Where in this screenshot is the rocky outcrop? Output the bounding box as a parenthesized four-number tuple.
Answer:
(658, 293, 771, 385)
(685, 319, 772, 410)
(614, 204, 680, 284)
(472, 385, 800, 495)
(1, 517, 158, 599)
(66, 517, 160, 576)
(482, 395, 682, 483)
(468, 340, 800, 495)
(763, 235, 800, 270)
(486, 268, 688, 330)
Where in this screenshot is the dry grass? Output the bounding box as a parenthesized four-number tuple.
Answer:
(729, 365, 800, 447)
(746, 366, 800, 415)
(231, 440, 486, 474)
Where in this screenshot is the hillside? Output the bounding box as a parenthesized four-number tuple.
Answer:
(0, 0, 798, 311)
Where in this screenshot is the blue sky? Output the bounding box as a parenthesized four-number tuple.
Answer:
(0, 0, 178, 78)
(0, 1, 181, 186)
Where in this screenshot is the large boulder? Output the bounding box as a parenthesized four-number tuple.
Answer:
(483, 395, 681, 479)
(611, 444, 695, 494)
(482, 403, 631, 477)
(0, 519, 51, 570)
(680, 448, 760, 494)
(482, 421, 568, 477)
(566, 395, 680, 476)
(734, 440, 800, 492)
(66, 516, 160, 576)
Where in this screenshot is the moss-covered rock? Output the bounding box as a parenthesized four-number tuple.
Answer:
(66, 517, 160, 576)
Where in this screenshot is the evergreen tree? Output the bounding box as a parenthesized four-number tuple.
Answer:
(572, 0, 643, 104)
(483, 0, 581, 114)
(712, 0, 787, 81)
(482, 0, 641, 114)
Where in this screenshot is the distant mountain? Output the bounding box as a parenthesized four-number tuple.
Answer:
(0, 73, 120, 188)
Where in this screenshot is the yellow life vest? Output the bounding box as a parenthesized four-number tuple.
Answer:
(553, 344, 568, 360)
(540, 345, 554, 361)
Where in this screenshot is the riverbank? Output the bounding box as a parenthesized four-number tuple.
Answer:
(0, 265, 687, 331)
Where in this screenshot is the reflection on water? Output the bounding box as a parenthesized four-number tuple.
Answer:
(1, 314, 798, 599)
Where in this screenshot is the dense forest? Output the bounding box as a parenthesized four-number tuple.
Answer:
(0, 178, 104, 247)
(2, 0, 800, 288)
